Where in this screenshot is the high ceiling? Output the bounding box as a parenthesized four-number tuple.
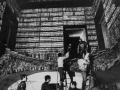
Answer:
(5, 0, 94, 16)
(15, 0, 94, 9)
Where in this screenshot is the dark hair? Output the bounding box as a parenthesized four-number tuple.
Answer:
(20, 74, 27, 80)
(79, 37, 82, 40)
(58, 53, 62, 57)
(45, 75, 51, 81)
(71, 81, 77, 87)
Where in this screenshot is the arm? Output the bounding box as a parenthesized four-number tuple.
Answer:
(84, 53, 90, 64)
(64, 52, 69, 59)
(77, 45, 79, 54)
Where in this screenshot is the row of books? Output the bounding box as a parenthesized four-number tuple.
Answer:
(85, 20, 95, 24)
(108, 14, 120, 45)
(111, 15, 120, 29)
(20, 7, 86, 13)
(91, 46, 98, 53)
(17, 31, 63, 37)
(105, 3, 116, 22)
(103, 0, 110, 9)
(15, 42, 63, 48)
(88, 35, 97, 40)
(20, 11, 85, 18)
(85, 11, 93, 15)
(0, 1, 6, 31)
(18, 15, 95, 23)
(15, 48, 63, 53)
(0, 1, 6, 19)
(87, 25, 96, 29)
(16, 37, 63, 42)
(114, 28, 120, 40)
(20, 11, 93, 18)
(87, 30, 96, 35)
(18, 21, 86, 27)
(17, 26, 63, 32)
(107, 6, 120, 29)
(104, 0, 112, 15)
(89, 41, 98, 46)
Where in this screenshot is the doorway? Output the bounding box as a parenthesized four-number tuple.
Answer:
(64, 25, 87, 56)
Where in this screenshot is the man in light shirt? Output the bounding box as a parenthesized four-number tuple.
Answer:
(77, 52, 90, 90)
(57, 52, 69, 87)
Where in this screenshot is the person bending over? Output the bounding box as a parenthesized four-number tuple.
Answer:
(17, 74, 28, 90)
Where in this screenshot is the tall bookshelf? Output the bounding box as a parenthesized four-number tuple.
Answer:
(0, 1, 6, 32)
(102, 0, 120, 46)
(85, 7, 99, 53)
(15, 7, 98, 60)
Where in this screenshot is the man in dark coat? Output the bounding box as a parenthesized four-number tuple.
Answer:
(77, 37, 88, 59)
(41, 75, 51, 90)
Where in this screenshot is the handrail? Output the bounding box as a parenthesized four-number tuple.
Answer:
(0, 48, 79, 76)
(93, 39, 120, 71)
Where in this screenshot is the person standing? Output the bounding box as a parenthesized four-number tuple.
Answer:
(17, 74, 28, 90)
(77, 37, 88, 59)
(67, 43, 76, 59)
(64, 44, 75, 83)
(41, 75, 51, 90)
(77, 52, 90, 90)
(57, 53, 69, 87)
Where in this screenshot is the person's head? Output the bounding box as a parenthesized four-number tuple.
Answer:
(58, 53, 62, 57)
(68, 43, 72, 51)
(71, 81, 77, 88)
(79, 37, 82, 43)
(68, 43, 71, 47)
(45, 75, 51, 83)
(20, 74, 27, 82)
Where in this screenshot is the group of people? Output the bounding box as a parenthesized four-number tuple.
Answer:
(41, 75, 79, 90)
(17, 74, 78, 90)
(57, 37, 91, 90)
(14, 37, 91, 90)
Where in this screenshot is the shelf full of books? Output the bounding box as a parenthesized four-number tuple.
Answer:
(15, 7, 98, 60)
(0, 1, 6, 32)
(85, 7, 99, 54)
(102, 0, 120, 46)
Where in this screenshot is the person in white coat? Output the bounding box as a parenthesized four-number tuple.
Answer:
(77, 52, 90, 90)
